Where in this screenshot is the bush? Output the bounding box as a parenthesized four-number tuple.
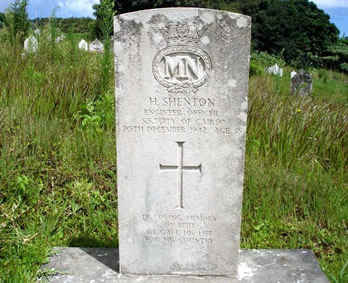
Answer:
(251, 51, 286, 68)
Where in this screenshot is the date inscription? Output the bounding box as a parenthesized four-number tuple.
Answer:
(142, 214, 216, 247)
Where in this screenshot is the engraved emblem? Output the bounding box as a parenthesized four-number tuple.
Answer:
(216, 15, 240, 43)
(152, 22, 212, 95)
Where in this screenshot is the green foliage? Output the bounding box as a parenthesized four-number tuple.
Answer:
(0, 12, 5, 28)
(240, 0, 339, 67)
(31, 17, 95, 34)
(112, 0, 340, 69)
(323, 37, 348, 73)
(0, 33, 347, 281)
(340, 63, 348, 73)
(113, 0, 231, 14)
(249, 61, 264, 77)
(3, 0, 30, 45)
(0, 28, 116, 282)
(242, 73, 347, 280)
(252, 51, 286, 67)
(249, 51, 286, 77)
(92, 0, 115, 39)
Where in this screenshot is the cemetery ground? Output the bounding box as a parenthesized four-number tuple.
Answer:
(0, 38, 346, 282)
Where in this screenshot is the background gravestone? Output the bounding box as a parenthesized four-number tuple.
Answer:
(24, 35, 38, 53)
(89, 39, 104, 52)
(78, 39, 88, 51)
(115, 8, 251, 276)
(291, 69, 313, 96)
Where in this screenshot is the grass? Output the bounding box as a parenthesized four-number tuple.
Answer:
(0, 31, 347, 282)
(242, 74, 347, 281)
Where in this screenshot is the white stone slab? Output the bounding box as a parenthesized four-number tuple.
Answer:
(114, 8, 251, 276)
(41, 248, 330, 283)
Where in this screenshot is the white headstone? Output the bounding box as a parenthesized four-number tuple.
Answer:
(34, 28, 41, 35)
(78, 39, 88, 51)
(89, 39, 104, 53)
(56, 34, 65, 43)
(266, 63, 283, 77)
(291, 70, 297, 79)
(115, 8, 251, 277)
(24, 35, 38, 53)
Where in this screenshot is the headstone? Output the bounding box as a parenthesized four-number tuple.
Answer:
(290, 70, 297, 79)
(34, 28, 41, 35)
(266, 63, 283, 77)
(115, 8, 251, 277)
(24, 35, 38, 53)
(89, 39, 104, 53)
(78, 39, 88, 51)
(56, 34, 65, 43)
(291, 69, 313, 96)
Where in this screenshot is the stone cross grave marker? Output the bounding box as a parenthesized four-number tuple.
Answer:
(115, 8, 251, 277)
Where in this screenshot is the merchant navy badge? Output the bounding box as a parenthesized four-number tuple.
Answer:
(152, 21, 212, 95)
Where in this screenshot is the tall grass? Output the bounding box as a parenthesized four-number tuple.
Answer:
(0, 29, 116, 282)
(0, 30, 346, 282)
(242, 74, 347, 281)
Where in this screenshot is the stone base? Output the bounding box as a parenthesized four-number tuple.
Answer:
(40, 248, 328, 283)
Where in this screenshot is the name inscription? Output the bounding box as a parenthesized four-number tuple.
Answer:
(121, 96, 238, 136)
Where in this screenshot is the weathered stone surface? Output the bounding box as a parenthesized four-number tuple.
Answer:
(114, 8, 251, 276)
(291, 69, 313, 96)
(41, 247, 329, 283)
(290, 70, 297, 79)
(89, 39, 104, 53)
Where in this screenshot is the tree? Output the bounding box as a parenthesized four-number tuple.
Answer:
(240, 0, 339, 66)
(111, 0, 339, 68)
(322, 37, 348, 72)
(113, 0, 237, 14)
(4, 0, 30, 44)
(92, 0, 115, 39)
(0, 13, 5, 29)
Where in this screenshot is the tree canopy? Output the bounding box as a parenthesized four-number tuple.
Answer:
(112, 0, 339, 67)
(0, 13, 5, 29)
(32, 17, 94, 34)
(114, 0, 223, 14)
(240, 0, 339, 66)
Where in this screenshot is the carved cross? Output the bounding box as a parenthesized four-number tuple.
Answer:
(160, 141, 202, 209)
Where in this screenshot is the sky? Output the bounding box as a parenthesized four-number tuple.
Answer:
(0, 0, 347, 36)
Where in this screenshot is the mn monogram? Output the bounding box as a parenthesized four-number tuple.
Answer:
(152, 22, 212, 94)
